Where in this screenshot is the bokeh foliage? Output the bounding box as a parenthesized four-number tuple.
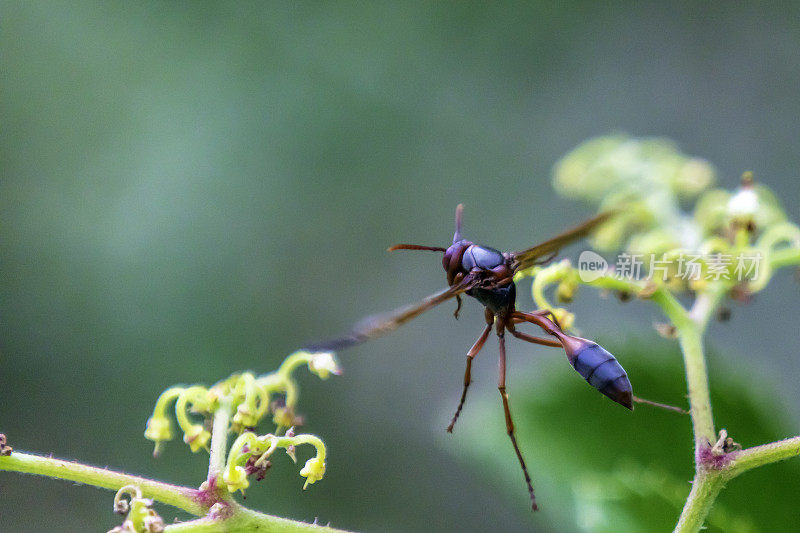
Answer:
(3, 2, 800, 532)
(451, 340, 800, 532)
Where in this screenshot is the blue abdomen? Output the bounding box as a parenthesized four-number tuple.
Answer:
(571, 342, 632, 409)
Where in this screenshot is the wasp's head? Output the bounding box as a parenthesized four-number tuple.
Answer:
(388, 204, 471, 286)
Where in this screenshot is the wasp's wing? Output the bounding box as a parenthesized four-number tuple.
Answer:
(510, 211, 615, 272)
(305, 277, 478, 352)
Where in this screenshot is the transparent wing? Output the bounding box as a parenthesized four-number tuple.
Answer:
(510, 211, 616, 271)
(305, 276, 478, 352)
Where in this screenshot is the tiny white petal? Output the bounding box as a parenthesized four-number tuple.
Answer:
(309, 352, 342, 379)
(728, 188, 759, 218)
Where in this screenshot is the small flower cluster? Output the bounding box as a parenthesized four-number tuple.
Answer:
(143, 350, 340, 492)
(521, 136, 800, 330)
(108, 485, 164, 533)
(222, 427, 326, 494)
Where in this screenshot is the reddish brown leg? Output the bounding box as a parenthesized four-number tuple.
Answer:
(452, 272, 465, 319)
(506, 322, 561, 348)
(511, 310, 562, 337)
(513, 309, 563, 329)
(543, 310, 563, 331)
(497, 318, 538, 511)
(447, 317, 493, 433)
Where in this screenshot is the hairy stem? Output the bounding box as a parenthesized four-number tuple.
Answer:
(669, 284, 731, 531)
(673, 471, 725, 533)
(676, 326, 715, 450)
(208, 399, 233, 483)
(164, 506, 350, 532)
(0, 452, 205, 515)
(675, 435, 800, 532)
(727, 435, 800, 477)
(581, 277, 800, 531)
(0, 451, 352, 532)
(655, 285, 726, 452)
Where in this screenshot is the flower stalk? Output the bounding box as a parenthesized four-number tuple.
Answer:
(0, 351, 345, 532)
(531, 259, 800, 532)
(207, 398, 233, 484)
(0, 452, 205, 516)
(535, 137, 800, 532)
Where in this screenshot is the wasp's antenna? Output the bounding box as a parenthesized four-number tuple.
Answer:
(453, 203, 464, 243)
(387, 244, 447, 252)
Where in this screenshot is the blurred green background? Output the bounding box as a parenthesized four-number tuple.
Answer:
(2, 2, 799, 531)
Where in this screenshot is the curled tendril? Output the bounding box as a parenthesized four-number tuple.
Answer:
(232, 372, 270, 429)
(175, 386, 212, 453)
(531, 260, 576, 331)
(140, 351, 338, 503)
(109, 485, 164, 533)
(143, 387, 184, 456)
(518, 137, 800, 332)
(144, 350, 340, 462)
(223, 431, 327, 493)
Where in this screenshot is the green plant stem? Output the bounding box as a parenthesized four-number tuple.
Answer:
(675, 326, 715, 450)
(0, 451, 351, 532)
(674, 435, 800, 532)
(648, 285, 725, 453)
(575, 276, 800, 532)
(584, 273, 647, 295)
(769, 247, 800, 270)
(727, 435, 800, 477)
(666, 281, 800, 532)
(0, 452, 205, 515)
(208, 398, 233, 483)
(664, 285, 726, 532)
(164, 506, 350, 532)
(674, 471, 726, 533)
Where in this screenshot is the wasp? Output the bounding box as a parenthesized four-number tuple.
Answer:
(307, 205, 631, 510)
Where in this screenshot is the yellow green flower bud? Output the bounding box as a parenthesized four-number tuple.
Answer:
(272, 406, 297, 429)
(183, 425, 211, 453)
(143, 416, 173, 445)
(143, 387, 184, 455)
(223, 464, 250, 493)
(299, 456, 326, 489)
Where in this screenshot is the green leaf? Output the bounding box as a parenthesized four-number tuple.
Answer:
(443, 338, 798, 532)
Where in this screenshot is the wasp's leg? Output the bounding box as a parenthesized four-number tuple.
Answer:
(511, 310, 562, 338)
(521, 308, 564, 330)
(497, 329, 538, 511)
(452, 272, 465, 319)
(447, 319, 493, 433)
(453, 295, 463, 319)
(543, 311, 562, 330)
(506, 322, 561, 348)
(515, 308, 562, 325)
